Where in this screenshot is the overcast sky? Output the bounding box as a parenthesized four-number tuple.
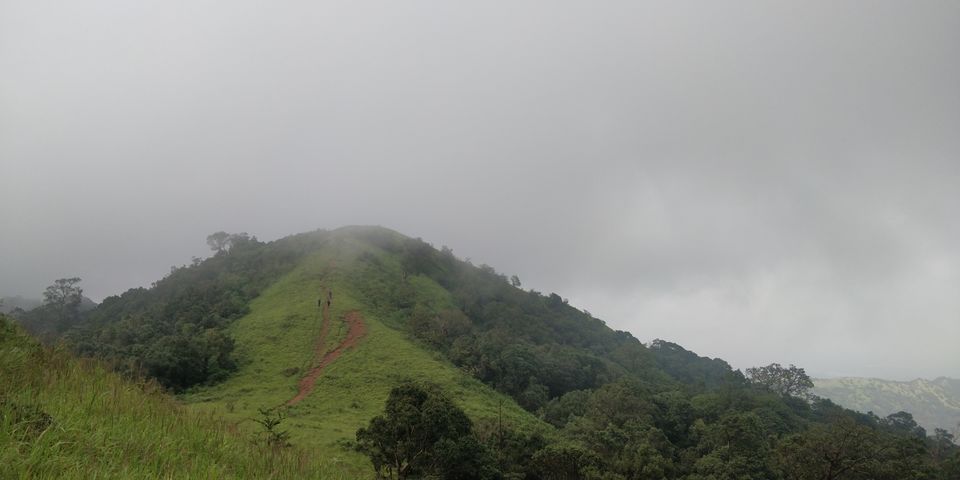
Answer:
(2, 1, 958, 381)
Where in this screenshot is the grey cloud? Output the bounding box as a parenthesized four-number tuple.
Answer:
(1, 0, 958, 380)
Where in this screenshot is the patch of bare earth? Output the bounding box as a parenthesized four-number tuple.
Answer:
(287, 309, 367, 406)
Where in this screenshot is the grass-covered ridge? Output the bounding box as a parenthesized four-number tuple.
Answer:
(184, 230, 550, 477)
(0, 314, 337, 479)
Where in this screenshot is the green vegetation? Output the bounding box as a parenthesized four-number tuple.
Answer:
(0, 314, 337, 479)
(647, 339, 742, 390)
(340, 227, 960, 478)
(12, 280, 94, 343)
(183, 233, 546, 476)
(351, 228, 673, 408)
(746, 363, 815, 399)
(7, 225, 960, 478)
(62, 231, 327, 391)
(356, 382, 499, 479)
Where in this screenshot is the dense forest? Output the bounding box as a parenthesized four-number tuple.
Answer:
(348, 228, 960, 479)
(7, 227, 960, 479)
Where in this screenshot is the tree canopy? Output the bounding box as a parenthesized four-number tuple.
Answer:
(356, 382, 497, 480)
(746, 363, 814, 399)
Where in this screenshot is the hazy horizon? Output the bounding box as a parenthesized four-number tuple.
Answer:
(3, 1, 958, 381)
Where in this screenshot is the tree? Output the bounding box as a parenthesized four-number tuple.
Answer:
(206, 231, 257, 254)
(932, 428, 956, 463)
(206, 231, 231, 253)
(745, 363, 813, 399)
(776, 416, 926, 480)
(42, 277, 83, 326)
(141, 329, 236, 391)
(941, 450, 960, 480)
(252, 407, 291, 448)
(473, 416, 547, 477)
(356, 382, 497, 479)
(689, 412, 777, 480)
(509, 275, 521, 288)
(881, 411, 926, 439)
(530, 442, 599, 480)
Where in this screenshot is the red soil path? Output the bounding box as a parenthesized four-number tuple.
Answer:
(286, 303, 367, 406)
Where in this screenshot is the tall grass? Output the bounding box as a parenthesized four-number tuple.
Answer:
(0, 316, 339, 479)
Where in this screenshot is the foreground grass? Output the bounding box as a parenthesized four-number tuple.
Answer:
(0, 316, 339, 480)
(185, 234, 549, 478)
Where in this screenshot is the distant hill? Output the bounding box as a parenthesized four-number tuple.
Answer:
(0, 295, 41, 313)
(813, 377, 960, 434)
(2, 295, 97, 315)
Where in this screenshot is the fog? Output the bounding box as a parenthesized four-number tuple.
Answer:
(2, 1, 958, 380)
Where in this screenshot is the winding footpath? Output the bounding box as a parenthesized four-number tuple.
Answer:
(286, 291, 367, 406)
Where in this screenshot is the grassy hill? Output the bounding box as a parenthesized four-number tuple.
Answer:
(8, 225, 958, 478)
(813, 376, 960, 434)
(183, 230, 548, 476)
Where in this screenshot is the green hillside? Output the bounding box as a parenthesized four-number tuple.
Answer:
(0, 314, 337, 479)
(813, 377, 960, 434)
(183, 231, 548, 476)
(4, 228, 549, 478)
(7, 225, 959, 478)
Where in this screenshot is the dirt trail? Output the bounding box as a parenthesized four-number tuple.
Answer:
(287, 305, 367, 406)
(314, 296, 332, 353)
